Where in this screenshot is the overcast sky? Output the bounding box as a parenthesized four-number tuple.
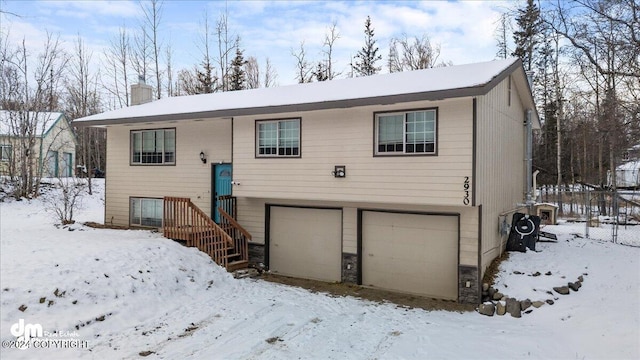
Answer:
(1, 0, 516, 86)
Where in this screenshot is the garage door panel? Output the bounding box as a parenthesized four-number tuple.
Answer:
(362, 211, 458, 300)
(270, 207, 342, 282)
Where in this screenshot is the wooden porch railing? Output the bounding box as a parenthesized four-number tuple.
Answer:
(218, 206, 251, 267)
(217, 195, 237, 220)
(163, 197, 234, 269)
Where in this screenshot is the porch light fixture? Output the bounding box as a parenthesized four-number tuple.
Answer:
(199, 151, 207, 164)
(332, 165, 346, 178)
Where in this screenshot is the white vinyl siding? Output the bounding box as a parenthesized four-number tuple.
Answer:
(476, 76, 527, 277)
(131, 128, 175, 164)
(130, 197, 163, 227)
(104, 119, 232, 226)
(256, 119, 300, 157)
(234, 99, 471, 207)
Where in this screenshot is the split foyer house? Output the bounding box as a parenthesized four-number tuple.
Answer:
(76, 58, 540, 304)
(0, 111, 76, 178)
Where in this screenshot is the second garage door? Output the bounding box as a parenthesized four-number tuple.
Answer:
(269, 206, 342, 282)
(362, 211, 458, 300)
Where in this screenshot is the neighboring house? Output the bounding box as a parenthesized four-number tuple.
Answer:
(616, 161, 640, 188)
(0, 111, 77, 178)
(76, 58, 540, 304)
(616, 145, 640, 188)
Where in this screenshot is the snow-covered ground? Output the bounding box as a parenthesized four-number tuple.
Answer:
(1, 179, 639, 359)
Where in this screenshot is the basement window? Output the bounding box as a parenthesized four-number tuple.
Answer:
(130, 197, 163, 227)
(131, 128, 175, 165)
(375, 108, 437, 155)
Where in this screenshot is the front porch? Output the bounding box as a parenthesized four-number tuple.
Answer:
(162, 196, 251, 272)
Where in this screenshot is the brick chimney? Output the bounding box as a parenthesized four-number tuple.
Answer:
(130, 75, 153, 106)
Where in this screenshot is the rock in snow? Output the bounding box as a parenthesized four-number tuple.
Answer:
(478, 303, 495, 316)
(553, 286, 571, 295)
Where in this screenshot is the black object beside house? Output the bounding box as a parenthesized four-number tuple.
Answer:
(506, 213, 541, 252)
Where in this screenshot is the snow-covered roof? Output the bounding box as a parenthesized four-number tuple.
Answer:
(618, 160, 640, 171)
(0, 111, 65, 137)
(76, 58, 537, 126)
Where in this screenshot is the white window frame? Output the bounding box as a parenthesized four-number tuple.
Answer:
(130, 128, 176, 165)
(130, 197, 163, 227)
(374, 108, 437, 156)
(0, 145, 11, 161)
(256, 118, 301, 157)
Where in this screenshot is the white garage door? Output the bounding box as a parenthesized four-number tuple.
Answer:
(269, 206, 342, 282)
(362, 211, 458, 300)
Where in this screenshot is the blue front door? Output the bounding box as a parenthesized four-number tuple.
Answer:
(213, 163, 232, 223)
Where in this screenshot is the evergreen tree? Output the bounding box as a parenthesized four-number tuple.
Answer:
(195, 59, 216, 94)
(512, 0, 542, 71)
(352, 16, 382, 76)
(228, 37, 247, 91)
(313, 61, 328, 82)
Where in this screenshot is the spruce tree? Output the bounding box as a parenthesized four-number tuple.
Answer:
(512, 0, 542, 71)
(195, 59, 215, 94)
(229, 38, 247, 91)
(313, 62, 329, 82)
(352, 16, 382, 76)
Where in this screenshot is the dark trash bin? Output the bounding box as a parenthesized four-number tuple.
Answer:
(506, 212, 541, 252)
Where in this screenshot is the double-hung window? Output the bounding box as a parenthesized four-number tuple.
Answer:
(0, 145, 11, 161)
(130, 197, 163, 227)
(131, 128, 175, 165)
(375, 109, 437, 155)
(256, 119, 300, 157)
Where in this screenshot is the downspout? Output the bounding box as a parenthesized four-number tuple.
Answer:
(525, 109, 534, 213)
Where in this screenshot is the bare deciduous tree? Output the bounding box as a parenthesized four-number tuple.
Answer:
(216, 12, 235, 91)
(245, 56, 260, 89)
(103, 27, 131, 109)
(321, 21, 341, 80)
(165, 44, 175, 97)
(140, 0, 164, 99)
(495, 13, 512, 59)
(132, 25, 151, 91)
(544, 0, 639, 191)
(65, 35, 103, 195)
(292, 41, 313, 83)
(0, 32, 68, 198)
(388, 34, 443, 72)
(263, 57, 278, 88)
(176, 67, 199, 95)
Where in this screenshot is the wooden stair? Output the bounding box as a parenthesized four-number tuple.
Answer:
(163, 197, 250, 272)
(227, 260, 249, 272)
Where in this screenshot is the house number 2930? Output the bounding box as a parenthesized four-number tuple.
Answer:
(463, 177, 470, 205)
